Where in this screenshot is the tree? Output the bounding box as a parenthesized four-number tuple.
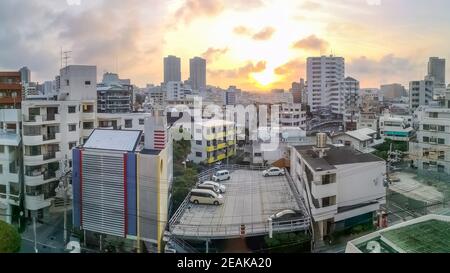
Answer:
(0, 220, 21, 253)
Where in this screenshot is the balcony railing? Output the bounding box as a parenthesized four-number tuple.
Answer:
(43, 134, 56, 141)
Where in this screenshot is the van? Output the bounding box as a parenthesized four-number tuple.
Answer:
(190, 189, 224, 206)
(197, 183, 221, 194)
(212, 170, 230, 182)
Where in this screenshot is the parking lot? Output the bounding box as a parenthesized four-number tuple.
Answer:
(170, 169, 309, 239)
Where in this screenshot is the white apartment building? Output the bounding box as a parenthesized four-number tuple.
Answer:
(280, 103, 307, 131)
(409, 92, 450, 174)
(379, 112, 414, 142)
(307, 56, 345, 112)
(410, 80, 434, 111)
(164, 81, 193, 101)
(327, 76, 360, 117)
(291, 135, 386, 241)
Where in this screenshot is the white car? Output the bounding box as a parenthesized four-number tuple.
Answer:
(201, 181, 226, 193)
(262, 167, 285, 177)
(212, 170, 230, 182)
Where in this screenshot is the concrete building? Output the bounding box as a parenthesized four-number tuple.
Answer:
(291, 79, 305, 104)
(59, 65, 97, 101)
(0, 71, 22, 224)
(102, 72, 131, 86)
(72, 116, 173, 253)
(328, 76, 360, 117)
(188, 119, 236, 164)
(409, 92, 450, 174)
(164, 81, 193, 101)
(331, 128, 382, 153)
(164, 55, 181, 84)
(409, 80, 433, 111)
(291, 135, 386, 241)
(427, 57, 446, 87)
(97, 84, 133, 114)
(19, 67, 31, 84)
(280, 103, 307, 130)
(379, 112, 414, 142)
(307, 56, 345, 112)
(380, 84, 407, 102)
(189, 57, 206, 91)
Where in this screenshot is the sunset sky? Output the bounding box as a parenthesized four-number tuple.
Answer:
(2, 0, 450, 91)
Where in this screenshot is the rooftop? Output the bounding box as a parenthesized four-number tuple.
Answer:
(345, 128, 377, 141)
(295, 145, 384, 171)
(83, 129, 142, 152)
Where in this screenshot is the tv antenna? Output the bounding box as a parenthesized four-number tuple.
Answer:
(61, 50, 72, 68)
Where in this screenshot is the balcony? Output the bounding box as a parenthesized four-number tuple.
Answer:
(25, 171, 58, 187)
(0, 193, 20, 206)
(23, 133, 61, 145)
(25, 194, 52, 210)
(311, 204, 338, 222)
(311, 181, 338, 199)
(0, 109, 21, 122)
(23, 114, 61, 125)
(24, 151, 61, 165)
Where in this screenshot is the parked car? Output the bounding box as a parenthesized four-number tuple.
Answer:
(200, 181, 226, 193)
(190, 189, 224, 206)
(262, 167, 285, 177)
(197, 183, 221, 194)
(269, 209, 303, 221)
(212, 170, 230, 182)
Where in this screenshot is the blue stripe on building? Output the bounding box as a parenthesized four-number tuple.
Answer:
(126, 152, 137, 236)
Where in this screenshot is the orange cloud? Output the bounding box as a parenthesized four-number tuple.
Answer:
(292, 35, 329, 51)
(201, 47, 229, 62)
(252, 27, 276, 41)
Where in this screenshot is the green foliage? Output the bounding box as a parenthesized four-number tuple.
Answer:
(263, 232, 310, 253)
(171, 140, 198, 213)
(0, 220, 21, 253)
(372, 139, 407, 160)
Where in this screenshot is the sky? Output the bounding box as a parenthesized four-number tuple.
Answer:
(1, 0, 450, 91)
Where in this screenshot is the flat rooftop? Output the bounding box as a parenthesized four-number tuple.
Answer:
(380, 219, 450, 253)
(295, 145, 384, 171)
(170, 169, 309, 239)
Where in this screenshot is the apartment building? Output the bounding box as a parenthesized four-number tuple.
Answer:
(410, 80, 434, 111)
(307, 56, 345, 112)
(164, 81, 193, 101)
(291, 134, 386, 241)
(97, 84, 133, 113)
(409, 92, 450, 174)
(280, 103, 307, 130)
(379, 113, 414, 142)
(188, 119, 236, 164)
(0, 71, 22, 224)
(327, 76, 360, 117)
(357, 111, 379, 131)
(164, 55, 181, 84)
(72, 116, 173, 252)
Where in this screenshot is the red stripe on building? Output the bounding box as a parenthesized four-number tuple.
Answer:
(124, 153, 128, 237)
(79, 150, 83, 226)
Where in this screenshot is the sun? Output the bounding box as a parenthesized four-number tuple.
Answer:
(251, 69, 278, 88)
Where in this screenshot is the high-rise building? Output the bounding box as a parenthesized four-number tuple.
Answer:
(224, 86, 239, 106)
(291, 79, 305, 104)
(19, 67, 31, 84)
(327, 76, 360, 117)
(427, 57, 446, 86)
(164, 55, 181, 84)
(307, 56, 345, 112)
(189, 57, 206, 91)
(409, 80, 434, 111)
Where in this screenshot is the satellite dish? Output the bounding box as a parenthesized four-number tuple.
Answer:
(366, 241, 381, 253)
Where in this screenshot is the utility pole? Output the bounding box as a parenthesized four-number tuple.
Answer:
(33, 214, 38, 253)
(56, 156, 71, 245)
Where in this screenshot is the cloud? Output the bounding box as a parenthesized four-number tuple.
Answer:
(252, 27, 276, 41)
(201, 47, 229, 62)
(208, 61, 266, 78)
(173, 0, 264, 26)
(347, 54, 421, 86)
(292, 35, 329, 51)
(233, 25, 252, 36)
(234, 25, 276, 41)
(300, 1, 322, 10)
(273, 59, 306, 87)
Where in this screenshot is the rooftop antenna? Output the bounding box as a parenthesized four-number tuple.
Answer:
(63, 51, 72, 68)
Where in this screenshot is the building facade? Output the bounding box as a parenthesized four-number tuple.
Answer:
(97, 84, 133, 113)
(409, 80, 433, 111)
(164, 55, 181, 84)
(189, 57, 206, 91)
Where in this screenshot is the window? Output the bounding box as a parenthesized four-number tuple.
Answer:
(68, 124, 77, 132)
(254, 153, 262, 157)
(0, 145, 4, 153)
(69, 142, 77, 150)
(196, 140, 202, 145)
(66, 80, 70, 86)
(68, 106, 76, 113)
(438, 138, 445, 145)
(423, 136, 429, 143)
(83, 122, 94, 129)
(139, 119, 145, 125)
(439, 126, 445, 132)
(423, 124, 430, 130)
(0, 165, 3, 174)
(125, 119, 133, 128)
(429, 112, 438, 118)
(85, 81, 91, 85)
(438, 165, 445, 173)
(196, 152, 202, 157)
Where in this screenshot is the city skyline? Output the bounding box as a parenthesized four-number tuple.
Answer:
(2, 0, 450, 91)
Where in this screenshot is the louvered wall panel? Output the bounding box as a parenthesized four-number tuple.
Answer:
(82, 152, 125, 237)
